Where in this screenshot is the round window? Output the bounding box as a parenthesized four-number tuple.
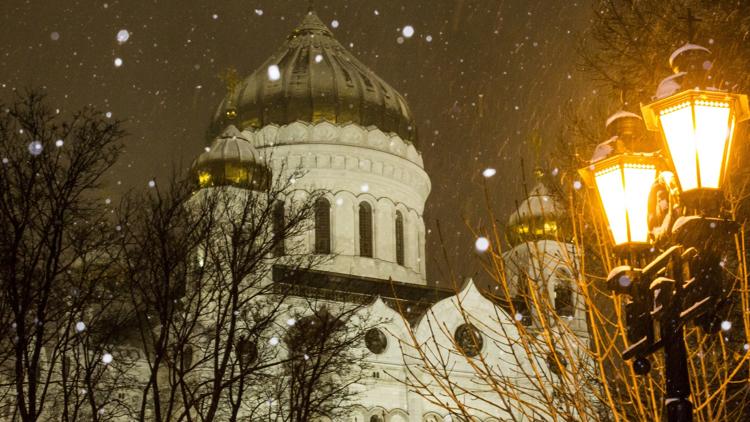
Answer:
(365, 328, 388, 354)
(454, 323, 483, 357)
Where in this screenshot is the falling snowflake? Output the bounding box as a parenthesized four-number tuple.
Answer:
(335, 198, 344, 206)
(426, 35, 433, 42)
(50, 32, 60, 41)
(331, 20, 339, 28)
(55, 139, 64, 147)
(105, 111, 112, 118)
(573, 180, 582, 190)
(269, 337, 279, 346)
(360, 183, 369, 193)
(402, 25, 415, 38)
(116, 29, 130, 44)
(28, 141, 43, 156)
(75, 321, 86, 332)
(148, 180, 156, 188)
(114, 57, 123, 67)
(254, 9, 263, 16)
(286, 318, 296, 326)
(475, 237, 490, 252)
(267, 65, 281, 81)
(482, 168, 496, 178)
(314, 54, 323, 63)
(721, 320, 732, 331)
(102, 353, 113, 364)
(514, 313, 524, 322)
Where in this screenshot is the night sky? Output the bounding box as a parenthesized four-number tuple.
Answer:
(0, 0, 594, 286)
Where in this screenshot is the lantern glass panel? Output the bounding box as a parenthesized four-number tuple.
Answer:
(594, 162, 656, 245)
(623, 164, 657, 243)
(694, 100, 731, 189)
(595, 166, 628, 245)
(660, 102, 699, 190)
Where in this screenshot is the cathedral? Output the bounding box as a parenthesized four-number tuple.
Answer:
(192, 9, 589, 422)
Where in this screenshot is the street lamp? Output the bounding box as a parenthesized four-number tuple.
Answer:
(580, 43, 746, 422)
(642, 89, 749, 206)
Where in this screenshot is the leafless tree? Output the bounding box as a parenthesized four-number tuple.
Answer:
(0, 90, 135, 421)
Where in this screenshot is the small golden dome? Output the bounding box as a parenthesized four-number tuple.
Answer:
(192, 125, 270, 190)
(507, 182, 566, 246)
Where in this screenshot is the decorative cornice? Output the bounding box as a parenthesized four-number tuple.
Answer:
(241, 121, 424, 168)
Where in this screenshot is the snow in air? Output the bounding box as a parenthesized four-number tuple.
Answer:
(254, 9, 263, 16)
(331, 20, 339, 28)
(426, 35, 433, 42)
(116, 29, 130, 44)
(114, 57, 123, 67)
(475, 237, 490, 252)
(55, 139, 64, 147)
(573, 180, 582, 190)
(148, 180, 156, 188)
(269, 336, 279, 346)
(514, 313, 524, 322)
(286, 318, 296, 326)
(50, 32, 60, 41)
(402, 25, 415, 38)
(482, 168, 496, 178)
(267, 65, 281, 81)
(75, 321, 86, 332)
(721, 320, 732, 331)
(360, 183, 369, 193)
(28, 141, 43, 156)
(105, 111, 112, 118)
(102, 353, 113, 364)
(314, 54, 323, 63)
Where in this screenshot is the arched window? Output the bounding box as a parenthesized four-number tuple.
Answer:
(554, 268, 575, 318)
(315, 198, 331, 254)
(554, 282, 574, 318)
(359, 202, 373, 257)
(273, 200, 285, 256)
(395, 211, 405, 265)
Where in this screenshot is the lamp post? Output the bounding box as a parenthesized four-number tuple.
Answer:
(579, 44, 748, 422)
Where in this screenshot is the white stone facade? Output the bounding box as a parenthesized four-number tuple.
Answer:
(246, 121, 430, 285)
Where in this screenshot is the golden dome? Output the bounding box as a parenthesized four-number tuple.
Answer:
(211, 10, 418, 146)
(507, 182, 567, 246)
(192, 125, 270, 190)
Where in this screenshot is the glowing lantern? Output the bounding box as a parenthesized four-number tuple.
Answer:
(641, 90, 749, 194)
(580, 154, 660, 246)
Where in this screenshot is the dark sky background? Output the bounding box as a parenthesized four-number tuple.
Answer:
(0, 0, 594, 286)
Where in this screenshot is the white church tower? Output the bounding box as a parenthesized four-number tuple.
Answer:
(209, 10, 430, 286)
(503, 174, 588, 338)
